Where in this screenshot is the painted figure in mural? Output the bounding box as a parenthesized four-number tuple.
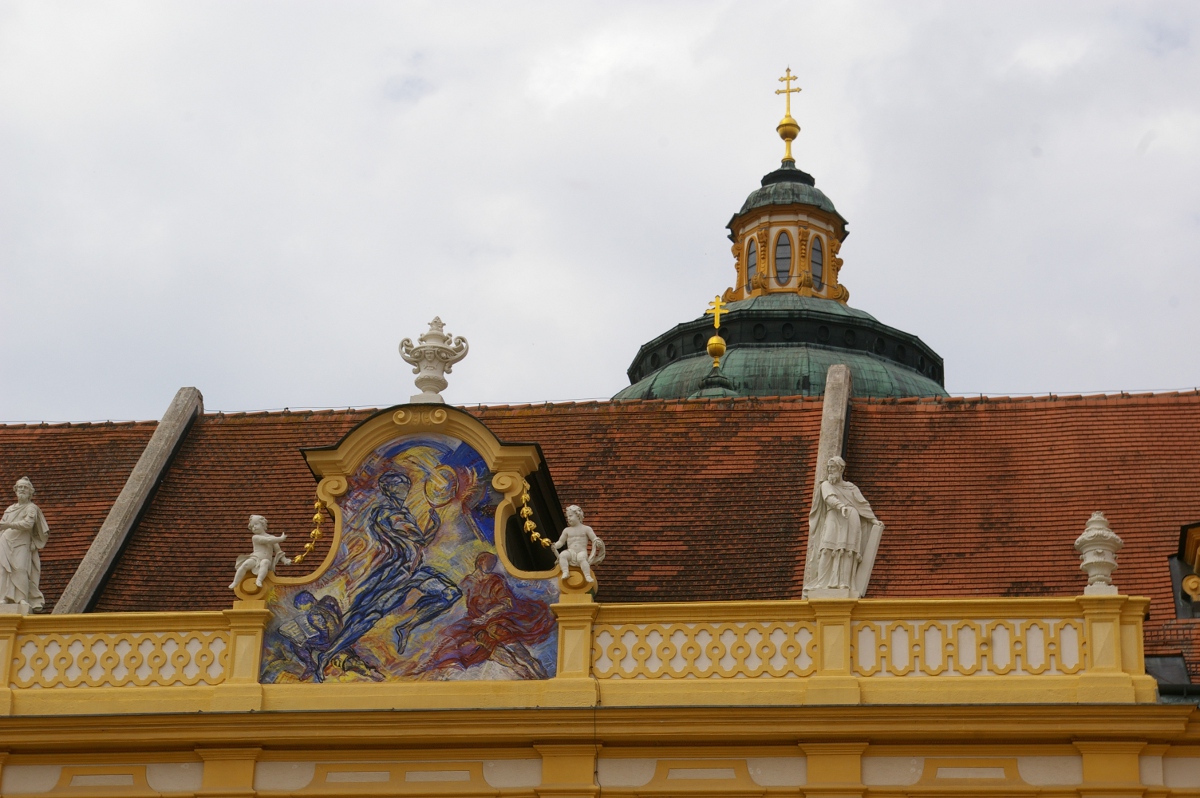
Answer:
(314, 470, 461, 678)
(229, 515, 291, 589)
(0, 477, 49, 611)
(279, 591, 383, 682)
(806, 456, 884, 594)
(554, 505, 605, 584)
(412, 552, 555, 680)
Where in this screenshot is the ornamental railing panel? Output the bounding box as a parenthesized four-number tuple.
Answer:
(593, 621, 817, 679)
(6, 614, 230, 690)
(851, 617, 1084, 677)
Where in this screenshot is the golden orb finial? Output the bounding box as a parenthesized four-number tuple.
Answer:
(704, 295, 728, 367)
(775, 67, 802, 165)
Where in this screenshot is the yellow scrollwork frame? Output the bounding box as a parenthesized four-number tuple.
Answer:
(232, 404, 557, 601)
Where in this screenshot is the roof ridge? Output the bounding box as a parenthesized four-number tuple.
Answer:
(469, 394, 824, 412)
(204, 407, 379, 420)
(852, 389, 1200, 408)
(0, 419, 159, 430)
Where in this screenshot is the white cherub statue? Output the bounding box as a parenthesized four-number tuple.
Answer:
(229, 515, 291, 589)
(553, 505, 605, 583)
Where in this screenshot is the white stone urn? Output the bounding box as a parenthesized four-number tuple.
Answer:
(1074, 511, 1124, 596)
(399, 317, 469, 404)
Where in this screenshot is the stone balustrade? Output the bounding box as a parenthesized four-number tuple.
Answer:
(0, 594, 1157, 716)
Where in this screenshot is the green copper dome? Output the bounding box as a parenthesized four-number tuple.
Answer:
(613, 295, 946, 401)
(726, 163, 847, 236)
(614, 345, 944, 400)
(735, 178, 839, 218)
(614, 156, 945, 402)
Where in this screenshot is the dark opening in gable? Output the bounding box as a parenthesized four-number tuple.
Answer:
(503, 465, 564, 573)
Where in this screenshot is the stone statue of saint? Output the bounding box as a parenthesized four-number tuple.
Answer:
(554, 505, 605, 583)
(804, 457, 884, 599)
(229, 515, 292, 589)
(0, 477, 50, 611)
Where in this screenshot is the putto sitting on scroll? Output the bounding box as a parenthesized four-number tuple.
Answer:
(229, 515, 291, 589)
(554, 505, 605, 584)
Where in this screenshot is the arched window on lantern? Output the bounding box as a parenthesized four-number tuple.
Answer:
(746, 239, 758, 291)
(775, 232, 792, 286)
(811, 236, 824, 291)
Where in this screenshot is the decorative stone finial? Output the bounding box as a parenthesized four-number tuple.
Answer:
(399, 317, 469, 404)
(229, 515, 291, 591)
(1074, 511, 1124, 596)
(554, 505, 605, 591)
(0, 476, 49, 613)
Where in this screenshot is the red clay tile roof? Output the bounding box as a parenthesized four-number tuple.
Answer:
(91, 398, 825, 611)
(46, 391, 1200, 677)
(843, 391, 1200, 675)
(474, 398, 825, 602)
(0, 421, 157, 611)
(847, 392, 1200, 616)
(91, 410, 368, 613)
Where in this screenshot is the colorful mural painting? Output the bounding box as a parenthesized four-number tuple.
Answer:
(261, 433, 559, 683)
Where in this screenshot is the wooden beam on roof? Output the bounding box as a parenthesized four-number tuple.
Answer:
(53, 387, 203, 614)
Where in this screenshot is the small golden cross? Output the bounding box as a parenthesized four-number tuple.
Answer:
(776, 67, 801, 117)
(705, 295, 727, 329)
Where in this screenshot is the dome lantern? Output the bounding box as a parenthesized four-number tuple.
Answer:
(613, 73, 945, 402)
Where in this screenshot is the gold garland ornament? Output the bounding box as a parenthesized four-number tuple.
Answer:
(521, 480, 552, 548)
(292, 499, 326, 564)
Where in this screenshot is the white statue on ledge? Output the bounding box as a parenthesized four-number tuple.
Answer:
(229, 515, 291, 589)
(804, 456, 884, 599)
(554, 505, 605, 584)
(0, 477, 49, 612)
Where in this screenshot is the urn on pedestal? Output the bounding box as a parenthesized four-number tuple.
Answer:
(399, 317, 469, 404)
(1074, 511, 1124, 596)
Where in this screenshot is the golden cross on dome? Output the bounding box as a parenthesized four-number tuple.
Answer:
(774, 67, 802, 164)
(776, 67, 801, 116)
(705, 295, 727, 329)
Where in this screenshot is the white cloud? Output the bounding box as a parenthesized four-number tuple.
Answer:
(2, 1, 1200, 420)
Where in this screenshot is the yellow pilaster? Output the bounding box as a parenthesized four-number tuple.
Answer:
(1074, 741, 1145, 798)
(1120, 598, 1159, 702)
(1077, 596, 1136, 702)
(196, 746, 261, 798)
(802, 742, 867, 798)
(212, 600, 270, 711)
(806, 599, 860, 704)
(535, 743, 598, 798)
(548, 592, 600, 706)
(0, 615, 20, 715)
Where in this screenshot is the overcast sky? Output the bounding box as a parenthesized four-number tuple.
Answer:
(2, 2, 1198, 422)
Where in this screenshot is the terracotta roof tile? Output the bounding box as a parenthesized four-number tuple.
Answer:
(93, 398, 825, 610)
(91, 409, 367, 613)
(0, 421, 157, 611)
(846, 393, 1200, 625)
(67, 390, 1200, 678)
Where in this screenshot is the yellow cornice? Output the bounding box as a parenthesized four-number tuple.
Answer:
(595, 600, 814, 624)
(0, 705, 1191, 754)
(731, 205, 846, 242)
(14, 611, 229, 632)
(593, 597, 1135, 623)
